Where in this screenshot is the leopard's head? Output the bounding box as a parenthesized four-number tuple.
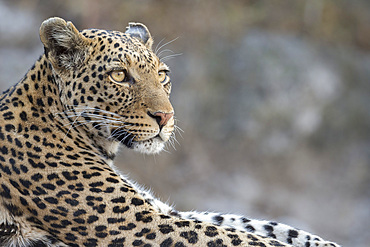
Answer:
(39, 17, 174, 155)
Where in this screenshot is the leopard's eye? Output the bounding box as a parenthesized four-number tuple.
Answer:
(158, 70, 169, 83)
(109, 70, 127, 83)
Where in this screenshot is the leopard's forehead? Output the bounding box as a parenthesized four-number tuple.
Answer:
(81, 28, 158, 71)
(82, 29, 130, 45)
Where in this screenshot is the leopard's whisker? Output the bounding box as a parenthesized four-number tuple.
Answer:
(108, 124, 137, 140)
(62, 118, 122, 127)
(155, 37, 179, 57)
(158, 49, 175, 59)
(108, 126, 126, 140)
(61, 108, 87, 142)
(154, 37, 166, 55)
(161, 148, 171, 154)
(61, 106, 124, 118)
(60, 111, 127, 122)
(174, 125, 184, 139)
(161, 53, 182, 62)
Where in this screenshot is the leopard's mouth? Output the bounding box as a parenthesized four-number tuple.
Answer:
(111, 130, 166, 154)
(110, 130, 136, 148)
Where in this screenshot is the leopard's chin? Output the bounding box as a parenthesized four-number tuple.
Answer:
(131, 137, 165, 154)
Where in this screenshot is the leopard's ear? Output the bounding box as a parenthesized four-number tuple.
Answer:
(125, 22, 153, 50)
(39, 17, 89, 70)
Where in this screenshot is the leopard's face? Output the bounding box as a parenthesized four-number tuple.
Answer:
(40, 19, 174, 154)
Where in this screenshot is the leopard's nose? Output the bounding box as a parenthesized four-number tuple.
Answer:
(148, 111, 174, 129)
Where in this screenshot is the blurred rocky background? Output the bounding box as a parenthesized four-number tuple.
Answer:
(0, 0, 369, 246)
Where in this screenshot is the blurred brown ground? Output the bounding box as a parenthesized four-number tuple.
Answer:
(0, 0, 369, 246)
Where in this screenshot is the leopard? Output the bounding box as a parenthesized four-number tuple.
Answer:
(0, 17, 341, 247)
